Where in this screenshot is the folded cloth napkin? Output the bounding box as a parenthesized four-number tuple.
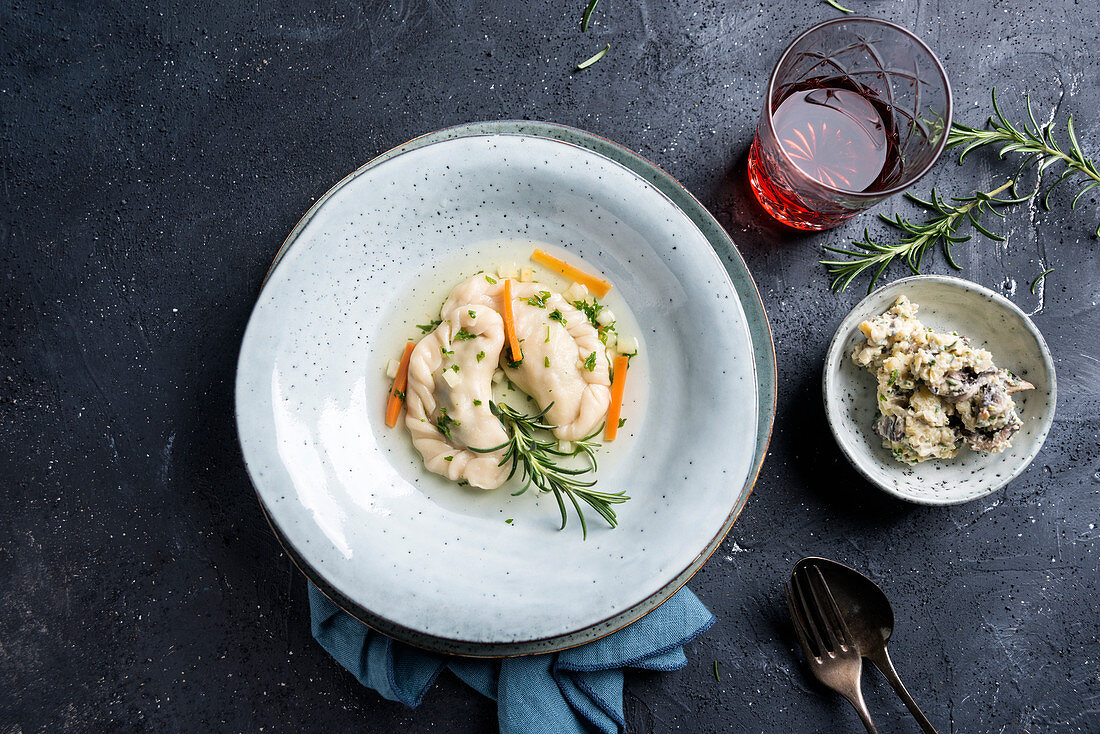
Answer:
(308, 583, 715, 734)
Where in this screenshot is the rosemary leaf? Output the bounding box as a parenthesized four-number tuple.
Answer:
(576, 43, 610, 71)
(581, 0, 600, 31)
(823, 0, 853, 12)
(1030, 268, 1054, 294)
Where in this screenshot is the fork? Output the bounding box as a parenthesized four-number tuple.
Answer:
(787, 564, 879, 733)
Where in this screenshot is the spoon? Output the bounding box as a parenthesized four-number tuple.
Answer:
(793, 557, 940, 734)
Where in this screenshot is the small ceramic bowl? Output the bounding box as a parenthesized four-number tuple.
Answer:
(822, 275, 1056, 505)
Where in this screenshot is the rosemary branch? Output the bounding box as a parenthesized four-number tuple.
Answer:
(471, 401, 628, 539)
(947, 89, 1100, 235)
(822, 89, 1098, 292)
(822, 180, 1027, 293)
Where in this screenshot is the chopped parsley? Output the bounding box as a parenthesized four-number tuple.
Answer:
(583, 351, 597, 371)
(505, 518, 514, 525)
(887, 369, 899, 387)
(544, 356, 551, 368)
(618, 418, 626, 428)
(484, 275, 498, 284)
(525, 291, 551, 308)
(451, 364, 460, 372)
(572, 299, 604, 328)
(444, 455, 454, 462)
(435, 408, 460, 439)
(476, 350, 485, 363)
(440, 346, 454, 357)
(549, 309, 566, 325)
(545, 325, 551, 343)
(417, 319, 442, 333)
(393, 389, 406, 401)
(473, 399, 482, 406)
(468, 309, 477, 319)
(453, 328, 476, 341)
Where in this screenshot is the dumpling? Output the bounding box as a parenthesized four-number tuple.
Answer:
(440, 274, 612, 440)
(500, 284, 611, 441)
(404, 306, 510, 489)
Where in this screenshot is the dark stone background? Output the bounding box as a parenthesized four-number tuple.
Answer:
(2, 1, 1097, 731)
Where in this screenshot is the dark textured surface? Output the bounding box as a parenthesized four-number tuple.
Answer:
(2, 1, 1098, 732)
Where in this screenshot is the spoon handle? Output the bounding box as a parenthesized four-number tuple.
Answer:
(867, 647, 939, 734)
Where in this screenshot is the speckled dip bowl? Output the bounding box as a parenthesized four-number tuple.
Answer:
(823, 275, 1056, 505)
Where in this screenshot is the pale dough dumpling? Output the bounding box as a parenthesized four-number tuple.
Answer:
(440, 275, 612, 441)
(404, 306, 510, 489)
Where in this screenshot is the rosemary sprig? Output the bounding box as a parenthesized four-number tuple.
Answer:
(471, 401, 627, 539)
(822, 180, 1028, 293)
(947, 89, 1100, 235)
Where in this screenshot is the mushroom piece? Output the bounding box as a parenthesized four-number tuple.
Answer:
(873, 414, 906, 443)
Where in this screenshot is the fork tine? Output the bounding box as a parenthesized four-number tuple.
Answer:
(804, 565, 843, 651)
(792, 569, 829, 656)
(810, 565, 856, 647)
(785, 582, 816, 660)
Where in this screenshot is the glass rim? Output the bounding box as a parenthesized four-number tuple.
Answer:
(762, 16, 954, 200)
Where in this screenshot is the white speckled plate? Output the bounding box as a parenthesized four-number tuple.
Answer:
(823, 275, 1056, 505)
(236, 122, 776, 656)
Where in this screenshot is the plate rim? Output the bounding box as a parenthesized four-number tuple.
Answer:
(236, 120, 778, 656)
(821, 273, 1058, 506)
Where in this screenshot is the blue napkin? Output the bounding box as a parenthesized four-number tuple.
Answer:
(308, 583, 715, 733)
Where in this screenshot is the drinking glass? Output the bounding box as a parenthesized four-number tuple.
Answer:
(748, 18, 952, 231)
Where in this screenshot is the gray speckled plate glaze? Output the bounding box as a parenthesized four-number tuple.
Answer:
(823, 275, 1056, 506)
(236, 121, 777, 656)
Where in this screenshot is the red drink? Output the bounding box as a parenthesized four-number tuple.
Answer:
(749, 19, 952, 231)
(750, 80, 901, 229)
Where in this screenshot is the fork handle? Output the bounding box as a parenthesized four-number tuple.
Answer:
(840, 685, 880, 734)
(866, 647, 939, 734)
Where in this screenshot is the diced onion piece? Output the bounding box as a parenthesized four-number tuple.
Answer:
(519, 267, 534, 282)
(563, 282, 589, 302)
(604, 331, 618, 349)
(492, 369, 505, 384)
(616, 336, 639, 355)
(596, 307, 616, 326)
(385, 359, 400, 379)
(558, 440, 573, 453)
(498, 262, 519, 279)
(442, 369, 463, 388)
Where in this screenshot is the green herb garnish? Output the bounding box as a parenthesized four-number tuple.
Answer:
(453, 328, 476, 341)
(581, 0, 600, 31)
(823, 0, 853, 12)
(948, 89, 1100, 235)
(618, 418, 626, 428)
(887, 369, 899, 388)
(473, 399, 482, 406)
(572, 299, 604, 328)
(576, 43, 609, 71)
(451, 364, 460, 372)
(549, 309, 566, 325)
(471, 402, 625, 539)
(417, 319, 442, 333)
(440, 346, 454, 357)
(823, 89, 1100, 292)
(544, 356, 551, 368)
(505, 518, 514, 525)
(444, 456, 454, 462)
(476, 350, 486, 363)
(1031, 268, 1054, 293)
(525, 291, 551, 308)
(583, 351, 597, 371)
(485, 274, 498, 284)
(435, 408, 460, 440)
(468, 309, 477, 319)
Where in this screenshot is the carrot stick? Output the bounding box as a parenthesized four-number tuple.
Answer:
(501, 279, 523, 362)
(385, 342, 415, 427)
(531, 248, 612, 298)
(604, 355, 629, 440)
